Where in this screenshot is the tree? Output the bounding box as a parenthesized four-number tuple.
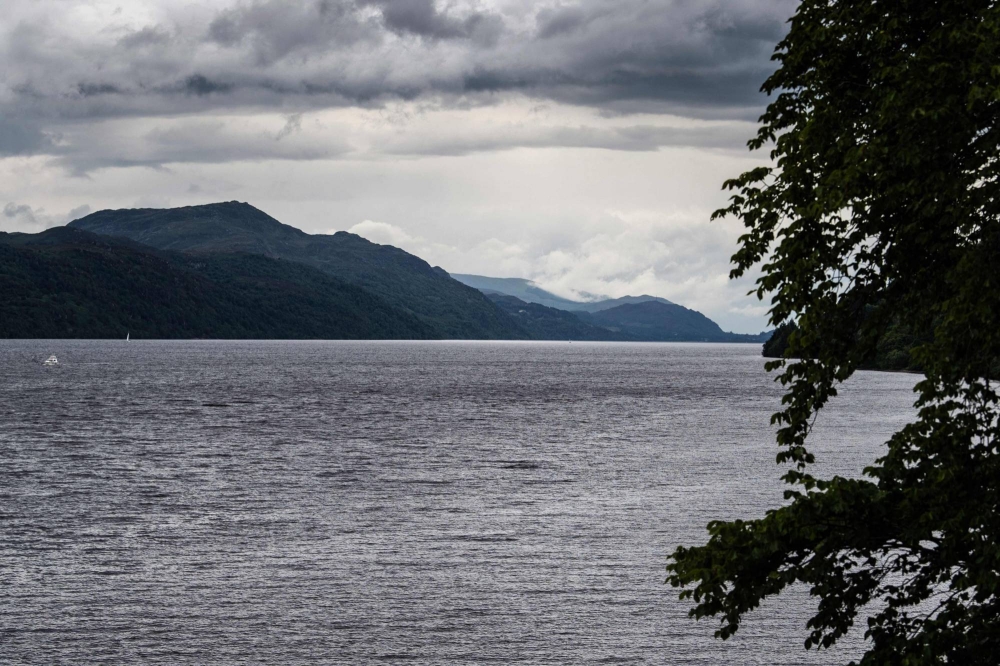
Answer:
(666, 1, 1000, 663)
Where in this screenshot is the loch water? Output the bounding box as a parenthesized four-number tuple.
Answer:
(0, 341, 917, 664)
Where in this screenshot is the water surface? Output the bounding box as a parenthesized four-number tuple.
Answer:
(0, 341, 916, 664)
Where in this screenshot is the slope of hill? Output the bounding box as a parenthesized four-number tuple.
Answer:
(69, 202, 526, 339)
(451, 274, 585, 310)
(582, 301, 768, 342)
(455, 272, 770, 342)
(571, 294, 675, 313)
(451, 273, 674, 312)
(486, 294, 631, 341)
(0, 227, 434, 340)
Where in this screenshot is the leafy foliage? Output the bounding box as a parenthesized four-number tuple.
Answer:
(0, 227, 435, 339)
(667, 2, 1000, 663)
(763, 318, 925, 372)
(70, 202, 528, 339)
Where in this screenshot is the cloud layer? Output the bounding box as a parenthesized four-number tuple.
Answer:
(1, 0, 793, 166)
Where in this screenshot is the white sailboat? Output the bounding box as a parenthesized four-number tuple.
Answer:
(43, 354, 58, 366)
(126, 331, 130, 341)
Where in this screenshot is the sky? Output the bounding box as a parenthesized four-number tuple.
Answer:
(0, 0, 797, 333)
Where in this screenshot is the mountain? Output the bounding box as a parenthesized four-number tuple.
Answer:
(0, 227, 434, 339)
(453, 272, 771, 342)
(69, 202, 526, 339)
(451, 274, 584, 310)
(485, 291, 770, 343)
(581, 301, 769, 342)
(451, 273, 674, 312)
(486, 294, 631, 341)
(570, 295, 675, 313)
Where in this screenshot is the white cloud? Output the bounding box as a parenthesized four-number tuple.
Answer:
(348, 207, 769, 333)
(528, 208, 767, 331)
(348, 219, 466, 269)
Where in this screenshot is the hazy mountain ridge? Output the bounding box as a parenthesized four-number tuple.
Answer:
(486, 294, 633, 341)
(580, 301, 756, 342)
(0, 227, 435, 340)
(451, 274, 586, 311)
(455, 272, 769, 342)
(70, 202, 527, 340)
(451, 274, 675, 312)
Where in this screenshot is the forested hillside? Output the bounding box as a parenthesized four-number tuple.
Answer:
(0, 227, 435, 340)
(70, 202, 526, 339)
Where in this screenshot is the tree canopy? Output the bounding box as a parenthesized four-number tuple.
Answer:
(667, 1, 1000, 663)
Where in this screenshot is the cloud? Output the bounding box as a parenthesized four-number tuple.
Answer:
(0, 118, 57, 157)
(374, 116, 757, 156)
(3, 202, 37, 226)
(350, 220, 536, 283)
(1, 1, 794, 127)
(363, 0, 502, 43)
(348, 219, 475, 269)
(1, 202, 90, 232)
(275, 113, 303, 140)
(118, 25, 172, 50)
(529, 209, 749, 310)
(36, 113, 352, 173)
(206, 1, 382, 65)
(10, 96, 757, 173)
(0, 1, 793, 169)
(526, 209, 769, 332)
(348, 209, 767, 332)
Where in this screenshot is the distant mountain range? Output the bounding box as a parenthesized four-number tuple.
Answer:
(454, 274, 770, 342)
(0, 201, 771, 342)
(485, 294, 633, 341)
(451, 274, 675, 312)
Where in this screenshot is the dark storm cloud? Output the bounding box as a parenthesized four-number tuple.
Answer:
(118, 26, 172, 49)
(365, 0, 503, 43)
(536, 6, 594, 39)
(182, 74, 235, 96)
(4, 1, 793, 113)
(207, 0, 382, 64)
(0, 118, 56, 157)
(77, 83, 123, 97)
(0, 0, 796, 168)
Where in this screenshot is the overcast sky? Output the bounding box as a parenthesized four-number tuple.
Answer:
(0, 0, 796, 332)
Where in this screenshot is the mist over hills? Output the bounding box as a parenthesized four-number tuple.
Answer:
(0, 201, 771, 342)
(451, 274, 675, 313)
(454, 273, 767, 342)
(451, 274, 587, 311)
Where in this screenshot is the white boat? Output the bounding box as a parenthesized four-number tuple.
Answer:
(126, 332, 130, 341)
(43, 355, 58, 366)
